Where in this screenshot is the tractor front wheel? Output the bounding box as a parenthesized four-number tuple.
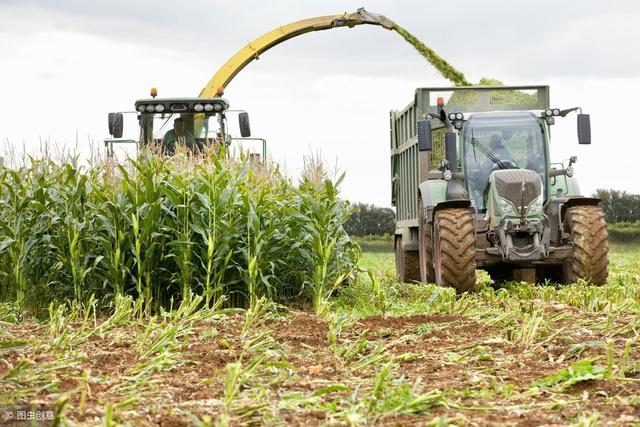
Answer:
(562, 205, 609, 285)
(433, 208, 477, 292)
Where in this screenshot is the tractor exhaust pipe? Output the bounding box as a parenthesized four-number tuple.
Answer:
(445, 131, 457, 171)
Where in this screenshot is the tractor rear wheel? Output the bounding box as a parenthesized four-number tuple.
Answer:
(433, 208, 477, 292)
(562, 205, 609, 285)
(418, 198, 435, 283)
(395, 235, 420, 283)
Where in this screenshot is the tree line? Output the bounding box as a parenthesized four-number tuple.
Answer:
(344, 203, 395, 236)
(594, 189, 640, 224)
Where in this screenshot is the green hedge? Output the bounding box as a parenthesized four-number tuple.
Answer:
(608, 222, 640, 244)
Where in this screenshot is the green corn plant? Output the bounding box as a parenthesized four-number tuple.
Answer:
(223, 355, 265, 410)
(192, 163, 233, 305)
(90, 176, 131, 298)
(0, 147, 359, 315)
(368, 362, 393, 414)
(0, 168, 33, 309)
(125, 154, 167, 313)
(298, 169, 359, 316)
(327, 312, 352, 348)
(367, 270, 388, 315)
(242, 295, 273, 338)
(162, 169, 195, 298)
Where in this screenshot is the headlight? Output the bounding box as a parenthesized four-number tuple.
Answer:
(455, 112, 463, 120)
(154, 104, 165, 112)
(137, 105, 146, 112)
(545, 109, 553, 117)
(145, 104, 155, 112)
(498, 197, 518, 216)
(213, 103, 223, 112)
(527, 196, 543, 216)
(204, 103, 214, 112)
(448, 112, 456, 121)
(194, 103, 204, 112)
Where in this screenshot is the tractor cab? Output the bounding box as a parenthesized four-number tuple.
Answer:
(461, 111, 547, 215)
(105, 91, 263, 160)
(420, 104, 591, 263)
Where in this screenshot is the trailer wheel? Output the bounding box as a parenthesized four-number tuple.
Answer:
(562, 205, 609, 285)
(418, 198, 435, 283)
(395, 235, 420, 283)
(433, 208, 477, 292)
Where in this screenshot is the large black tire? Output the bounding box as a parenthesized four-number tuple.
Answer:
(433, 208, 477, 292)
(562, 205, 609, 285)
(418, 198, 435, 283)
(395, 235, 420, 283)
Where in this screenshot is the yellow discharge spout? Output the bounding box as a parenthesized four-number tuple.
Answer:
(199, 8, 396, 97)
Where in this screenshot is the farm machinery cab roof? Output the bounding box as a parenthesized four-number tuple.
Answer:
(106, 91, 255, 158)
(134, 98, 230, 115)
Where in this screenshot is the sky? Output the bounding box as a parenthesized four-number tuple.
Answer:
(0, 0, 638, 206)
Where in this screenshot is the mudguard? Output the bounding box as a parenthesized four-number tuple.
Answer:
(546, 196, 601, 245)
(561, 196, 601, 216)
(419, 180, 471, 223)
(418, 180, 447, 208)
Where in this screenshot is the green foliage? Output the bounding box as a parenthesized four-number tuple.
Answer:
(594, 189, 640, 224)
(299, 172, 359, 315)
(478, 78, 505, 86)
(0, 151, 358, 314)
(532, 359, 605, 389)
(392, 25, 470, 86)
(343, 203, 395, 237)
(608, 221, 640, 244)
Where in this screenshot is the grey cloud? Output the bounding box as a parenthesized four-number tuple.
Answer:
(1, 0, 638, 81)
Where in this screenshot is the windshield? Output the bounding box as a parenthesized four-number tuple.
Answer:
(463, 112, 546, 212)
(139, 113, 225, 153)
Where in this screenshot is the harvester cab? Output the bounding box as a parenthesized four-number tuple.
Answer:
(105, 90, 263, 160)
(392, 86, 608, 290)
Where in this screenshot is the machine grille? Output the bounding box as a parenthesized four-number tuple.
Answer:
(493, 170, 541, 206)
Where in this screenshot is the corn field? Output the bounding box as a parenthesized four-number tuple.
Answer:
(0, 150, 359, 314)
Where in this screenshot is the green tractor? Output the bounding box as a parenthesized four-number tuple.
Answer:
(390, 86, 608, 291)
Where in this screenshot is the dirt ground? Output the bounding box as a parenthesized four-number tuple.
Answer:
(1, 306, 639, 426)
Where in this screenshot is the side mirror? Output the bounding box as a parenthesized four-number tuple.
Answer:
(577, 113, 591, 144)
(239, 112, 251, 138)
(108, 113, 123, 138)
(417, 120, 432, 151)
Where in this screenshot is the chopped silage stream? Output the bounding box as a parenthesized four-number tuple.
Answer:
(391, 24, 471, 86)
(2, 246, 640, 426)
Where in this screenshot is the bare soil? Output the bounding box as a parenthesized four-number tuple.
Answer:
(1, 307, 639, 426)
